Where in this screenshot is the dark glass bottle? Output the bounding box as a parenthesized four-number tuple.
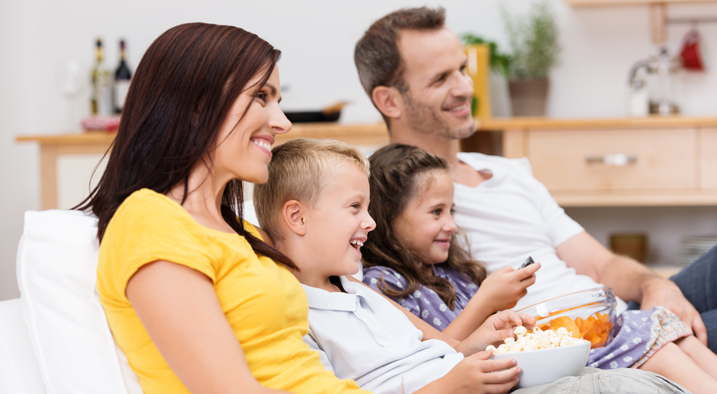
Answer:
(113, 39, 132, 114)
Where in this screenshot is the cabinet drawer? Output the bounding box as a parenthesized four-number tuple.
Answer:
(702, 128, 717, 190)
(528, 129, 697, 192)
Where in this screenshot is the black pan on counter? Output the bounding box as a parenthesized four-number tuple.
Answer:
(284, 110, 341, 123)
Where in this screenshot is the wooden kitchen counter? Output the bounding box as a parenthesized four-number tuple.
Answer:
(474, 116, 717, 207)
(479, 115, 717, 130)
(16, 116, 717, 209)
(15, 121, 390, 147)
(16, 122, 390, 210)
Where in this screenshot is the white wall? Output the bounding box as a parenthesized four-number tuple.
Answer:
(2, 0, 717, 300)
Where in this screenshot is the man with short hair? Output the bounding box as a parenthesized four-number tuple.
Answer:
(354, 6, 717, 353)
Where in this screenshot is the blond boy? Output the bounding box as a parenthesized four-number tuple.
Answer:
(253, 138, 528, 394)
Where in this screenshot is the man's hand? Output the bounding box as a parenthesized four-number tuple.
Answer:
(478, 263, 540, 312)
(640, 275, 708, 345)
(557, 231, 708, 345)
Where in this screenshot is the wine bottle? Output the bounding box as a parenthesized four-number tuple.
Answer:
(114, 39, 132, 114)
(90, 38, 112, 116)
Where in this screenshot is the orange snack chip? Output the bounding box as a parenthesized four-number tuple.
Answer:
(538, 312, 612, 349)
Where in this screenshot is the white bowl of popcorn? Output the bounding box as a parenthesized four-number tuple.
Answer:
(488, 326, 590, 388)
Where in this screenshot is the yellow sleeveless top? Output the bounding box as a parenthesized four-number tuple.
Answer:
(97, 189, 367, 394)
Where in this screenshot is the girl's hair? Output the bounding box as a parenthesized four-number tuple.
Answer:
(74, 22, 296, 270)
(362, 144, 486, 309)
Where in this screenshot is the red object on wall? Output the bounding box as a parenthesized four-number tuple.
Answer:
(680, 28, 705, 71)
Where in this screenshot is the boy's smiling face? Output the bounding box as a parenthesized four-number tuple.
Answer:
(302, 162, 376, 281)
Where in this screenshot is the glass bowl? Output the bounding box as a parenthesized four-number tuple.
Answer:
(515, 287, 617, 349)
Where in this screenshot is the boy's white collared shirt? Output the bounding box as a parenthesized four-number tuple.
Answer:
(302, 276, 463, 394)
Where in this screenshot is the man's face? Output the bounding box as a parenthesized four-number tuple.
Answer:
(397, 27, 476, 140)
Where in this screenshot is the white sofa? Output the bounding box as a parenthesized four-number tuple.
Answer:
(1, 210, 142, 394)
(0, 202, 356, 394)
(0, 298, 46, 394)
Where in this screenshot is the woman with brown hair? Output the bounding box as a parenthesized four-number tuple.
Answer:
(76, 23, 369, 394)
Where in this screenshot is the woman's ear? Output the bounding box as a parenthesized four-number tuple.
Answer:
(372, 86, 403, 120)
(282, 200, 307, 236)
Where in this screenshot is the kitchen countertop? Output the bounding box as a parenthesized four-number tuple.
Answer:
(479, 115, 717, 130)
(15, 116, 717, 145)
(15, 122, 390, 145)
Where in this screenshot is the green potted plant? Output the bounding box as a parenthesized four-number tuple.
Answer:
(502, 0, 561, 116)
(460, 34, 513, 117)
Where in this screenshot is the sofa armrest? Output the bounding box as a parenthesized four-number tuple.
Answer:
(0, 299, 46, 394)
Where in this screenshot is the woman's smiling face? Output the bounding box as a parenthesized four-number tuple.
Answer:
(213, 66, 291, 184)
(392, 169, 457, 265)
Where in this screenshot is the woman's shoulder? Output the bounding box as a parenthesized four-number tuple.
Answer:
(105, 188, 205, 246)
(117, 188, 182, 216)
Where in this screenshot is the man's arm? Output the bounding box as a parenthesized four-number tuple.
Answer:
(556, 231, 707, 345)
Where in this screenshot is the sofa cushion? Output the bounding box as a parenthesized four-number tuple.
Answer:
(16, 210, 142, 394)
(0, 299, 46, 394)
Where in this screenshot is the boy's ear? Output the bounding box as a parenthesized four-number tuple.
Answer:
(372, 85, 403, 120)
(282, 200, 307, 236)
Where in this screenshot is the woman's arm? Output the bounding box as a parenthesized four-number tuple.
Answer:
(442, 263, 540, 341)
(127, 261, 291, 394)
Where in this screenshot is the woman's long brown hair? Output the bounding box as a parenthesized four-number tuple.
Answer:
(74, 23, 296, 270)
(362, 144, 486, 309)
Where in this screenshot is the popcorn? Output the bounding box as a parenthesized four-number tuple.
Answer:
(486, 325, 588, 354)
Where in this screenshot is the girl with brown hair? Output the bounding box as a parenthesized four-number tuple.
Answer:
(76, 23, 369, 394)
(362, 143, 539, 341)
(362, 144, 717, 394)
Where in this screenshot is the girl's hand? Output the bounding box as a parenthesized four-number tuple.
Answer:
(456, 311, 536, 355)
(415, 350, 520, 394)
(477, 263, 540, 312)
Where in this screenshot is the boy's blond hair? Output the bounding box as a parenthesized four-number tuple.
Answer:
(253, 138, 370, 243)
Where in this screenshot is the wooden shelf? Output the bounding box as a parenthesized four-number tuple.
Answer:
(16, 122, 390, 147)
(553, 191, 717, 207)
(564, 0, 717, 44)
(479, 116, 717, 130)
(566, 0, 716, 7)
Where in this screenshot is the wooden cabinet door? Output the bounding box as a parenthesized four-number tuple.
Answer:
(527, 128, 697, 192)
(702, 128, 717, 190)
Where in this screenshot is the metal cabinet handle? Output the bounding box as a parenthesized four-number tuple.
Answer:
(585, 154, 637, 166)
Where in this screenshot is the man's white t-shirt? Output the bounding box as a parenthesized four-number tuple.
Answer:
(453, 152, 627, 313)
